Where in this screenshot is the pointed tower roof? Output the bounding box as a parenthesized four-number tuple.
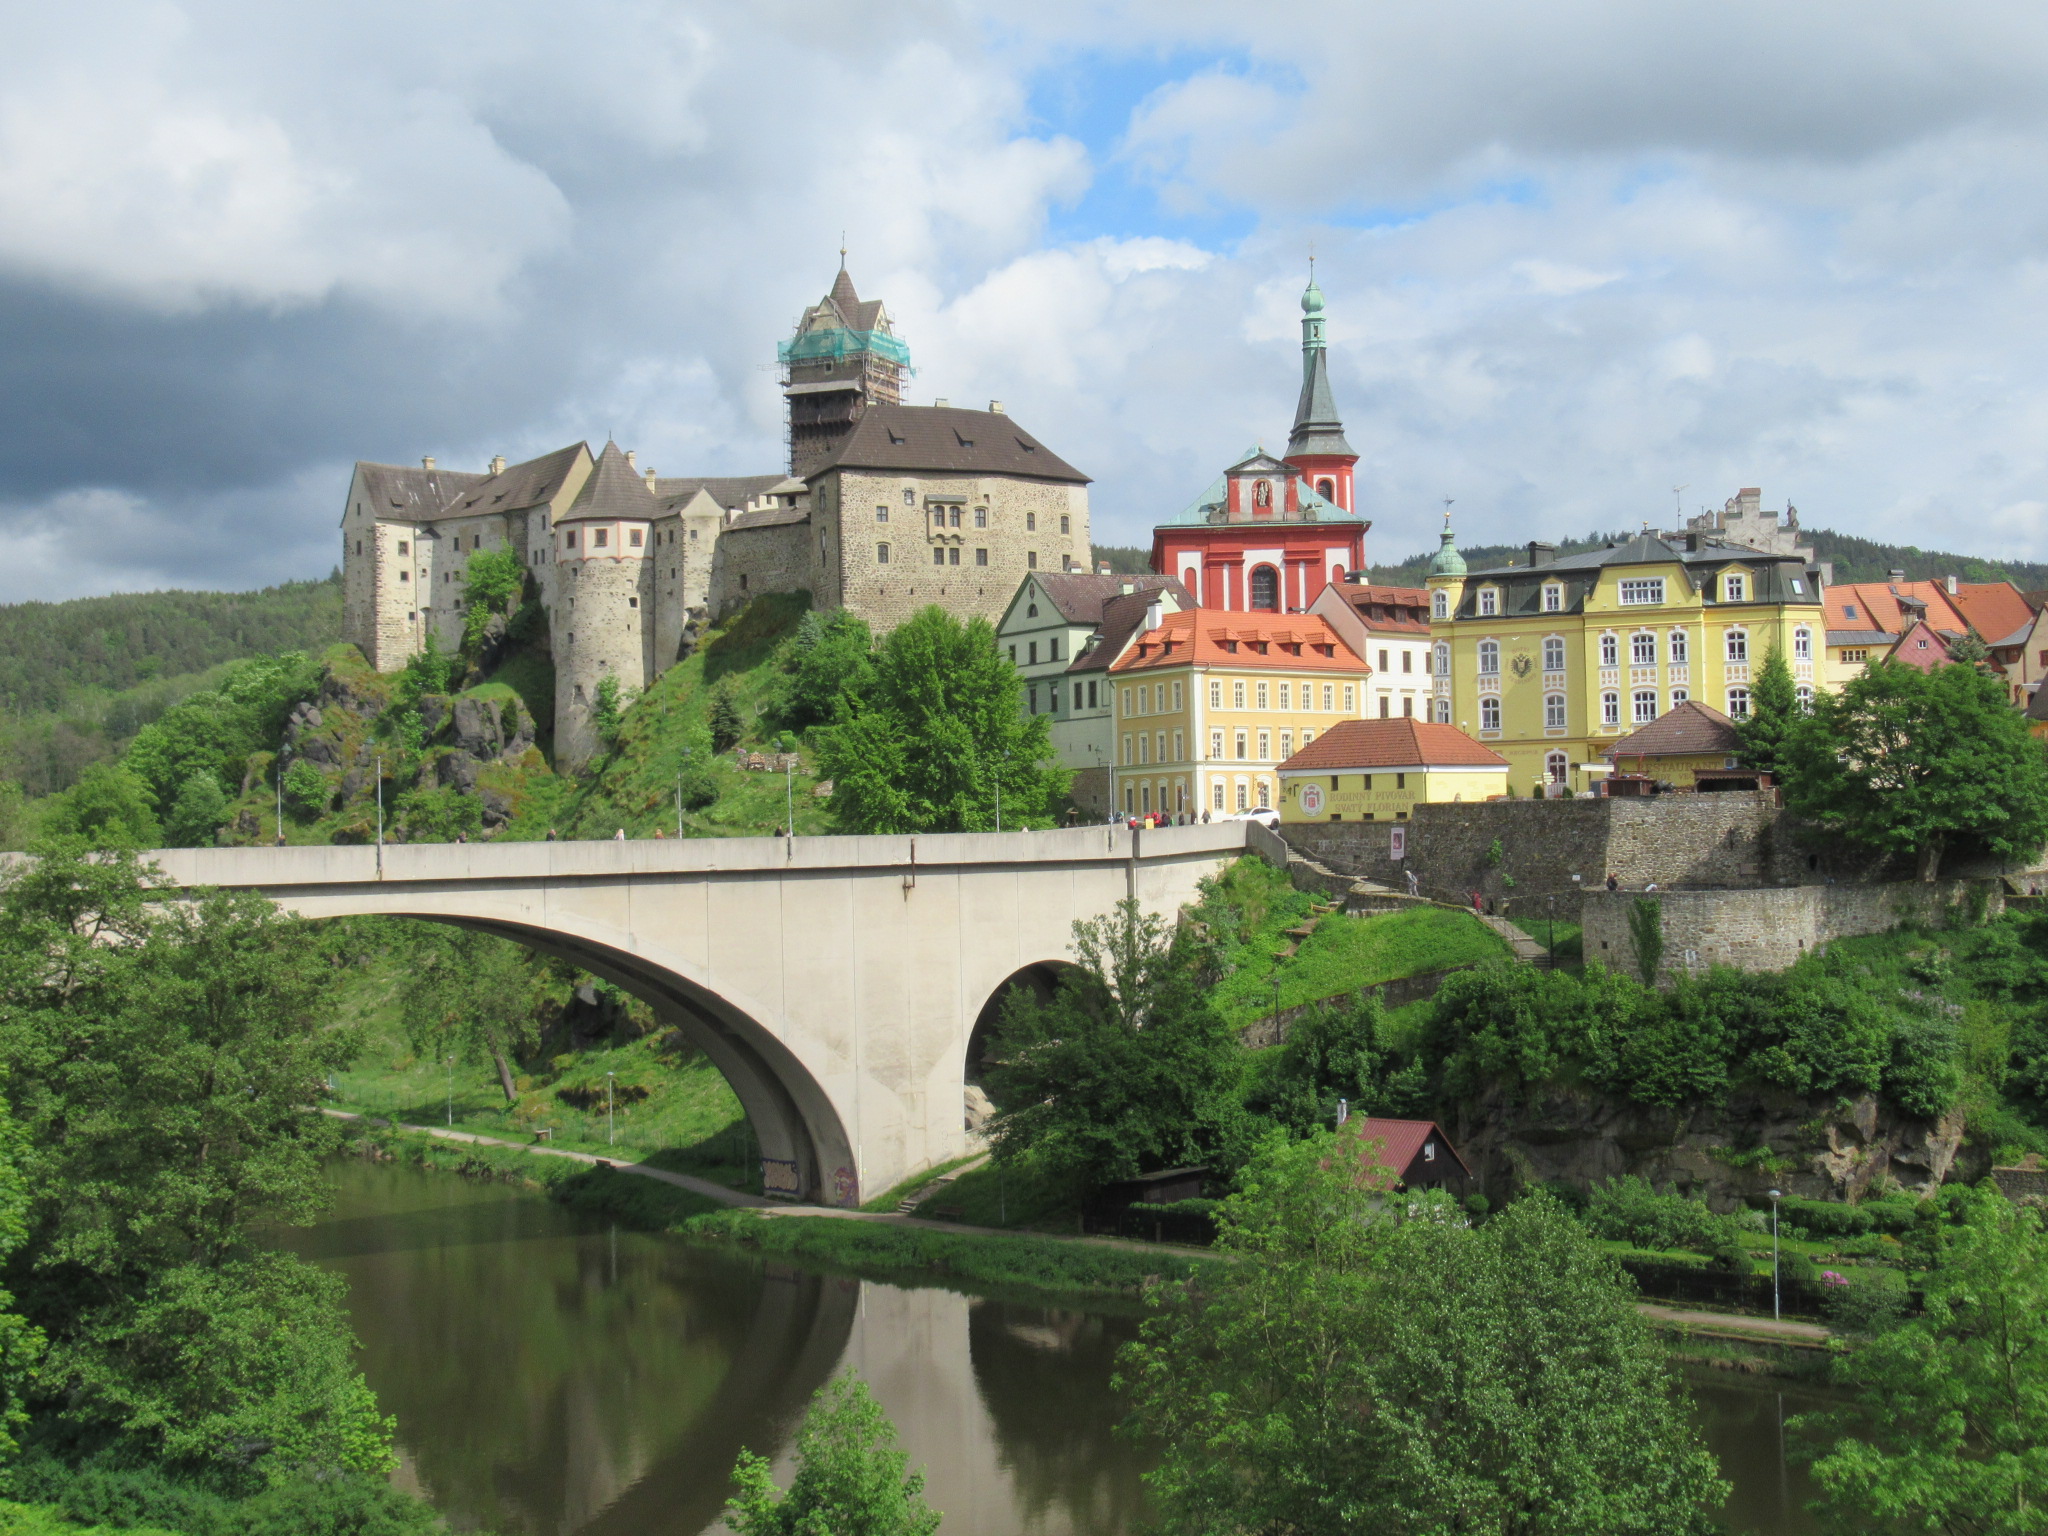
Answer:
(561, 440, 659, 522)
(1286, 275, 1357, 461)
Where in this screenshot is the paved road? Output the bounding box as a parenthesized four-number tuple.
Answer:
(1638, 1302, 1832, 1346)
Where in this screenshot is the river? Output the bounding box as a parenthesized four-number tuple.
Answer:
(286, 1160, 1827, 1535)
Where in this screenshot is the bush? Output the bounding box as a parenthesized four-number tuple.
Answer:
(11, 1455, 440, 1535)
(1585, 1176, 1751, 1270)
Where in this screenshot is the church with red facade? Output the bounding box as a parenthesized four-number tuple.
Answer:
(1150, 277, 1369, 612)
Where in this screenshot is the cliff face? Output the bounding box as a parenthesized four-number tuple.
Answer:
(1447, 1083, 1966, 1210)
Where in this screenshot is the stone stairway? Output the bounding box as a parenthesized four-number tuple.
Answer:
(1477, 913, 1548, 965)
(897, 1152, 990, 1214)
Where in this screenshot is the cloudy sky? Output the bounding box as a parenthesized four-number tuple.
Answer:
(5, 0, 2048, 602)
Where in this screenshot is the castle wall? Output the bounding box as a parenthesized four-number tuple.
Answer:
(828, 470, 1091, 633)
(709, 517, 820, 622)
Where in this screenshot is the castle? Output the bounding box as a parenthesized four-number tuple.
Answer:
(341, 262, 1095, 764)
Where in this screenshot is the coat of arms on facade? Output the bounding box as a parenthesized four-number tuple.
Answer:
(1511, 653, 1533, 677)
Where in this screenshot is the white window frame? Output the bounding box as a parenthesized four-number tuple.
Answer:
(1544, 692, 1566, 728)
(1479, 696, 1501, 731)
(1601, 691, 1620, 726)
(1478, 587, 1499, 617)
(1432, 590, 1449, 619)
(1727, 687, 1752, 719)
(1631, 632, 1656, 666)
(1793, 627, 1812, 660)
(1542, 583, 1563, 613)
(1618, 578, 1665, 605)
(1542, 636, 1565, 671)
(1434, 698, 1451, 723)
(1600, 633, 1619, 667)
(1723, 572, 1748, 602)
(1726, 629, 1749, 663)
(1632, 689, 1659, 724)
(1668, 629, 1689, 664)
(1478, 640, 1501, 675)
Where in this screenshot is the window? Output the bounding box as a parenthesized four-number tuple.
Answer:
(397, 541, 409, 555)
(1546, 751, 1568, 786)
(1323, 683, 1337, 710)
(1633, 689, 1658, 724)
(1255, 730, 1269, 760)
(1619, 578, 1665, 605)
(1236, 781, 1249, 811)
(1478, 640, 1500, 674)
(1626, 631, 1653, 666)
(1480, 697, 1501, 731)
(1235, 731, 1248, 759)
(1378, 648, 1390, 672)
(904, 487, 916, 505)
(1008, 645, 1016, 662)
(1599, 633, 1619, 667)
(1278, 682, 1291, 709)
(1172, 681, 1183, 709)
(630, 528, 644, 547)
(1844, 603, 1858, 619)
(1793, 627, 1812, 660)
(1435, 698, 1452, 723)
(398, 569, 409, 583)
(1432, 643, 1449, 679)
(1087, 681, 1098, 708)
(1543, 636, 1565, 671)
(950, 509, 962, 527)
(1029, 642, 1040, 666)
(1028, 685, 1038, 715)
(1478, 587, 1498, 616)
(595, 529, 608, 547)
(1343, 684, 1356, 711)
(933, 547, 945, 565)
(876, 505, 888, 523)
(1051, 638, 1062, 661)
(1670, 687, 1689, 704)
(1121, 734, 1132, 764)
(1139, 734, 1149, 764)
(1173, 730, 1184, 760)
(1024, 512, 1035, 531)
(949, 548, 961, 566)
(1317, 478, 1334, 500)
(1279, 730, 1293, 758)
(1121, 688, 1132, 715)
(1725, 629, 1748, 663)
(1601, 691, 1620, 726)
(975, 507, 988, 528)
(1841, 648, 1868, 664)
(1213, 781, 1225, 810)
(1723, 572, 1747, 601)
(1027, 551, 1038, 569)
(1727, 687, 1752, 719)
(1542, 583, 1563, 613)
(933, 509, 946, 528)
(1544, 692, 1566, 728)
(1790, 578, 1805, 594)
(1249, 565, 1280, 610)
(1402, 697, 1414, 717)
(1060, 515, 1070, 534)
(1433, 590, 1449, 619)
(1402, 651, 1412, 673)
(1378, 697, 1390, 718)
(876, 542, 890, 563)
(1257, 780, 1271, 810)
(1669, 629, 1689, 664)
(1256, 682, 1269, 709)
(1209, 729, 1222, 758)
(1233, 681, 1246, 709)
(1796, 685, 1814, 710)
(975, 548, 988, 566)
(1210, 681, 1222, 708)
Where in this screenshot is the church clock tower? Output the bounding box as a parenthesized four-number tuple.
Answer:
(1282, 274, 1359, 514)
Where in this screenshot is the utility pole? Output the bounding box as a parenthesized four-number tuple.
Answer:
(446, 1055, 454, 1127)
(275, 745, 287, 844)
(374, 753, 385, 876)
(784, 753, 795, 837)
(606, 1070, 617, 1146)
(1768, 1188, 1783, 1321)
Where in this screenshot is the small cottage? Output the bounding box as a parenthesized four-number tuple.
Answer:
(1600, 699, 1743, 789)
(1348, 1117, 1471, 1198)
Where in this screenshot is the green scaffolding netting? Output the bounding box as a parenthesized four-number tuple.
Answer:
(778, 328, 913, 367)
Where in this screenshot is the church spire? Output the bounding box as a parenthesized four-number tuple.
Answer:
(1283, 268, 1360, 512)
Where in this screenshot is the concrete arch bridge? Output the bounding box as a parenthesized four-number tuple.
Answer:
(149, 823, 1266, 1205)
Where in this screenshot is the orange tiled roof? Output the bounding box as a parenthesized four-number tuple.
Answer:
(1109, 609, 1367, 674)
(1825, 579, 1969, 638)
(1950, 582, 2037, 646)
(1332, 584, 1432, 635)
(1277, 718, 1508, 771)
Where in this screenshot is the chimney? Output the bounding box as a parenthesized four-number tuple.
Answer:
(989, 400, 1005, 414)
(1889, 568, 1906, 582)
(625, 449, 637, 469)
(1146, 599, 1163, 633)
(644, 469, 658, 490)
(1946, 574, 1959, 595)
(489, 455, 506, 475)
(1526, 540, 1556, 567)
(934, 397, 950, 408)
(422, 456, 436, 471)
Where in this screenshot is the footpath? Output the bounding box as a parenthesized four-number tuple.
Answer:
(327, 1109, 1835, 1343)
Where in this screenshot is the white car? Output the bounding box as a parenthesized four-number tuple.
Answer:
(1220, 809, 1281, 830)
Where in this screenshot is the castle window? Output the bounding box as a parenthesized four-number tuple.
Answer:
(355, 540, 362, 555)
(1633, 689, 1658, 724)
(1432, 590, 1448, 619)
(933, 509, 946, 528)
(1025, 512, 1036, 531)
(876, 505, 888, 522)
(628, 597, 639, 609)
(630, 529, 643, 547)
(1060, 515, 1071, 534)
(1249, 565, 1280, 610)
(975, 507, 988, 528)
(976, 548, 988, 566)
(1601, 691, 1620, 725)
(739, 575, 748, 590)
(1027, 552, 1038, 569)
(564, 531, 576, 548)
(949, 548, 961, 565)
(689, 529, 697, 540)
(1543, 636, 1565, 670)
(398, 570, 409, 583)
(397, 541, 409, 555)
(877, 543, 891, 563)
(904, 487, 915, 504)
(950, 509, 962, 527)
(933, 547, 945, 566)
(595, 529, 609, 548)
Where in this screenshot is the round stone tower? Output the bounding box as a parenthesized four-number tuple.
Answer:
(553, 442, 661, 768)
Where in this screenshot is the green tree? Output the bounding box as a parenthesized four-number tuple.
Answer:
(0, 1094, 45, 1463)
(1122, 1134, 1727, 1536)
(1248, 994, 1389, 1135)
(709, 681, 746, 753)
(462, 547, 524, 616)
(163, 771, 228, 848)
(396, 926, 541, 1103)
(1735, 646, 1800, 775)
(726, 1375, 940, 1536)
(984, 900, 1249, 1199)
(1626, 896, 1664, 985)
(41, 763, 161, 847)
(1782, 659, 2048, 879)
(816, 606, 1067, 833)
(783, 609, 874, 732)
(1947, 628, 1993, 670)
(591, 674, 629, 752)
(123, 652, 319, 818)
(0, 780, 31, 852)
(395, 633, 453, 703)
(281, 757, 329, 817)
(1799, 1186, 2048, 1533)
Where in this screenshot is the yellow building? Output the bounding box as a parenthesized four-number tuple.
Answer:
(1425, 528, 1825, 794)
(1277, 719, 1509, 823)
(1598, 699, 1743, 786)
(1106, 608, 1372, 819)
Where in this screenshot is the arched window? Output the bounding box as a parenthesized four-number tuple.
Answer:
(1726, 629, 1749, 663)
(1546, 750, 1569, 784)
(876, 542, 890, 563)
(1601, 691, 1620, 726)
(1478, 640, 1500, 675)
(1480, 697, 1501, 731)
(1600, 633, 1619, 667)
(1633, 689, 1659, 724)
(1795, 684, 1814, 710)
(1317, 478, 1335, 501)
(1670, 687, 1689, 705)
(1669, 629, 1689, 664)
(1249, 565, 1280, 610)
(1254, 479, 1273, 509)
(1432, 590, 1449, 619)
(1631, 632, 1656, 665)
(1433, 641, 1451, 676)
(1727, 687, 1752, 718)
(1544, 692, 1566, 728)
(1542, 636, 1566, 671)
(1793, 626, 1812, 660)
(1434, 698, 1452, 723)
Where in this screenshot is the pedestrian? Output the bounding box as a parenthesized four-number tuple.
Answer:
(1606, 871, 1619, 892)
(1201, 807, 1210, 824)
(1470, 889, 1483, 914)
(614, 828, 626, 841)
(654, 828, 665, 840)
(1405, 868, 1419, 897)
(546, 827, 558, 841)
(455, 832, 466, 844)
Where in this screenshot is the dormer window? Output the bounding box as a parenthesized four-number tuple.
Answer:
(1723, 572, 1748, 602)
(1542, 583, 1563, 613)
(1432, 591, 1449, 619)
(1478, 587, 1498, 617)
(1844, 602, 1858, 619)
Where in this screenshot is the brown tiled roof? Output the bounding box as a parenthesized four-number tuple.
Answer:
(655, 474, 789, 513)
(354, 462, 489, 524)
(808, 405, 1089, 484)
(1065, 582, 1194, 675)
(1331, 582, 1432, 634)
(1110, 609, 1365, 675)
(559, 441, 659, 523)
(726, 504, 810, 531)
(1601, 699, 1740, 761)
(441, 443, 588, 520)
(1277, 718, 1506, 772)
(1031, 571, 1179, 624)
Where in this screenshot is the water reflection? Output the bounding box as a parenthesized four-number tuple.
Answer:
(293, 1161, 1825, 1536)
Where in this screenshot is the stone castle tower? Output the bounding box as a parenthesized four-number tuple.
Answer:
(780, 259, 911, 478)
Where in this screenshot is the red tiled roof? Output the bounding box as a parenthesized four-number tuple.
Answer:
(1601, 700, 1741, 761)
(1276, 718, 1508, 771)
(1950, 582, 2037, 648)
(1825, 580, 1967, 640)
(1107, 609, 1367, 674)
(1332, 583, 1432, 634)
(1350, 1118, 1472, 1185)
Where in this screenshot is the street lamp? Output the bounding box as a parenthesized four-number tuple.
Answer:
(445, 1055, 455, 1128)
(784, 753, 795, 838)
(1767, 1188, 1783, 1321)
(275, 745, 288, 845)
(1271, 976, 1283, 1037)
(375, 753, 385, 876)
(606, 1070, 617, 1146)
